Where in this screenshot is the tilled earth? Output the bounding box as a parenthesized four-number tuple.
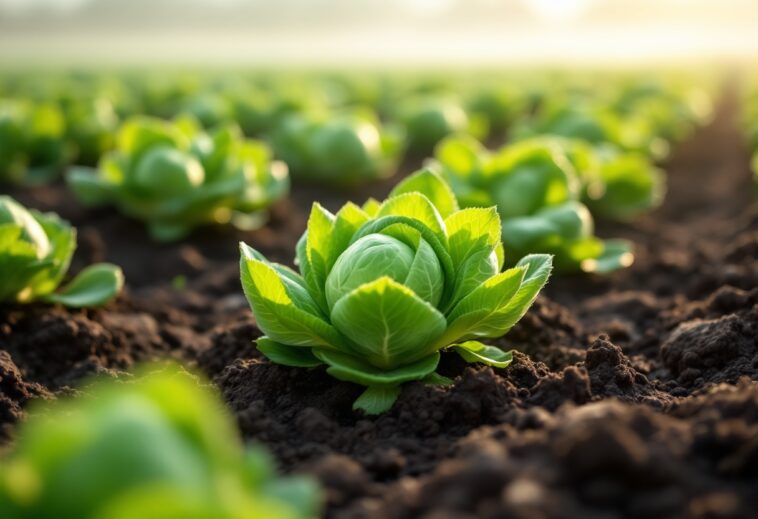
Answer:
(1, 86, 757, 519)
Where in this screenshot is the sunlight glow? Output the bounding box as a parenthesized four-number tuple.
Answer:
(525, 0, 592, 22)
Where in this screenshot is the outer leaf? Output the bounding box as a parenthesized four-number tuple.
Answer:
(491, 254, 553, 331)
(444, 207, 501, 268)
(43, 263, 123, 307)
(29, 211, 78, 298)
(389, 168, 459, 218)
(438, 266, 526, 346)
(353, 386, 401, 415)
(240, 256, 344, 348)
(453, 341, 513, 368)
(256, 337, 323, 368)
(304, 203, 335, 311)
(313, 349, 440, 386)
(330, 277, 447, 369)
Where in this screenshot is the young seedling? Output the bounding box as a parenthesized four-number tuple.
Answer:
(0, 196, 122, 307)
(0, 366, 320, 519)
(271, 109, 402, 184)
(67, 116, 289, 241)
(432, 135, 633, 273)
(240, 169, 552, 414)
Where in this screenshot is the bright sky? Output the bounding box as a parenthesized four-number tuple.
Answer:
(1, 0, 756, 65)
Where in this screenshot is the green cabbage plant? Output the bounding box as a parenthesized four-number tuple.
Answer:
(271, 110, 402, 185)
(240, 169, 553, 414)
(67, 116, 289, 241)
(0, 366, 320, 519)
(0, 196, 123, 307)
(0, 99, 73, 184)
(432, 135, 634, 273)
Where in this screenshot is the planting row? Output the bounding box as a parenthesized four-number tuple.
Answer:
(1, 71, 713, 273)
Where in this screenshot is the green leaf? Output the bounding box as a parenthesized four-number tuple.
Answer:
(240, 255, 344, 348)
(313, 349, 440, 386)
(377, 192, 446, 244)
(330, 277, 447, 369)
(304, 203, 335, 311)
(444, 207, 501, 268)
(491, 254, 553, 330)
(328, 202, 370, 268)
(26, 210, 77, 299)
(389, 168, 459, 218)
(422, 372, 454, 386)
(43, 263, 124, 308)
(443, 246, 499, 313)
(438, 266, 527, 346)
(453, 341, 513, 368)
(256, 337, 323, 368)
(435, 134, 484, 176)
(402, 237, 445, 307)
(352, 386, 401, 415)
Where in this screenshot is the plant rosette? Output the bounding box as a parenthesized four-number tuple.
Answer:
(67, 115, 289, 241)
(0, 196, 123, 307)
(240, 169, 553, 414)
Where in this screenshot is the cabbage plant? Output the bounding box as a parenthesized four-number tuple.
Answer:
(67, 116, 289, 241)
(271, 110, 401, 184)
(0, 196, 123, 307)
(432, 135, 633, 273)
(240, 169, 552, 414)
(0, 367, 320, 519)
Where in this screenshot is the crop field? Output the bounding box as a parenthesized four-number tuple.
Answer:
(0, 65, 757, 519)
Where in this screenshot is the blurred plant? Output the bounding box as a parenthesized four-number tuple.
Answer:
(545, 138, 665, 221)
(399, 97, 485, 155)
(0, 366, 320, 519)
(68, 116, 289, 241)
(0, 99, 73, 184)
(432, 135, 633, 273)
(0, 196, 123, 307)
(240, 169, 552, 414)
(271, 110, 402, 185)
(512, 99, 669, 161)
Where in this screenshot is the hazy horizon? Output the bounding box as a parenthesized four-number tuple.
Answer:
(1, 0, 757, 66)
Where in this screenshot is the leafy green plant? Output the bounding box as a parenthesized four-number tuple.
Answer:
(0, 196, 123, 307)
(271, 110, 402, 185)
(432, 135, 634, 273)
(0, 366, 320, 519)
(67, 116, 289, 241)
(240, 169, 552, 414)
(0, 99, 73, 184)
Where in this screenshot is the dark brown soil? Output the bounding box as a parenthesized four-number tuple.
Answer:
(1, 83, 757, 518)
